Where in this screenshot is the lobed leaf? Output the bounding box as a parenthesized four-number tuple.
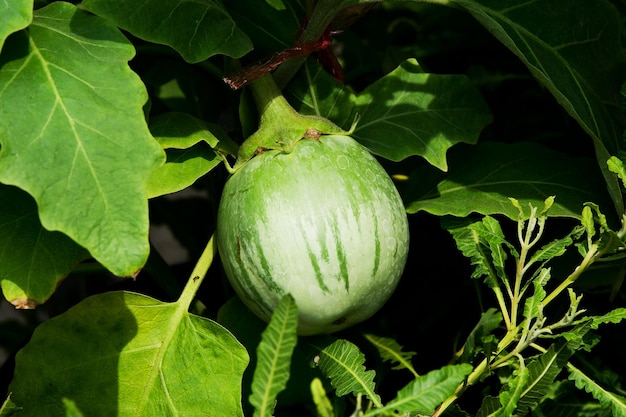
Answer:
(0, 185, 88, 307)
(249, 294, 299, 417)
(353, 59, 491, 170)
(452, 0, 626, 216)
(0, 0, 31, 50)
(364, 334, 418, 377)
(81, 0, 252, 63)
(364, 364, 472, 416)
(406, 141, 614, 220)
(8, 291, 249, 417)
(316, 339, 382, 407)
(0, 3, 165, 276)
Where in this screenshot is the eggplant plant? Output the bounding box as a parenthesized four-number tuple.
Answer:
(1, 1, 626, 416)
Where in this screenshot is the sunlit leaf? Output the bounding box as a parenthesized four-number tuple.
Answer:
(9, 291, 249, 417)
(0, 0, 31, 50)
(353, 59, 492, 170)
(81, 0, 252, 63)
(0, 185, 88, 307)
(0, 3, 165, 276)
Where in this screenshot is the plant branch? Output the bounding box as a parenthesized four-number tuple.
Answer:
(178, 233, 217, 310)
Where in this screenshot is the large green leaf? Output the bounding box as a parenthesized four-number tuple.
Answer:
(405, 141, 614, 219)
(452, 0, 626, 215)
(288, 59, 492, 170)
(0, 185, 88, 308)
(0, 0, 31, 50)
(81, 0, 252, 63)
(9, 290, 249, 417)
(353, 59, 492, 170)
(0, 3, 164, 276)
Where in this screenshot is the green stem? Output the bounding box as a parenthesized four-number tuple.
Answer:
(541, 243, 600, 307)
(432, 326, 521, 416)
(178, 234, 217, 310)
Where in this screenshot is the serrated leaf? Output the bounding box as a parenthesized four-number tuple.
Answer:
(590, 307, 626, 329)
(568, 363, 626, 417)
(250, 294, 298, 417)
(453, 0, 626, 215)
(81, 0, 252, 63)
(494, 365, 529, 417)
(364, 334, 418, 377)
(445, 216, 515, 288)
(405, 141, 613, 220)
(352, 59, 492, 170)
(8, 290, 249, 417)
(528, 227, 584, 267)
(147, 113, 224, 198)
(316, 339, 382, 407)
(0, 185, 88, 307)
(0, 0, 31, 50)
(365, 364, 472, 416)
(0, 3, 165, 276)
(514, 341, 576, 416)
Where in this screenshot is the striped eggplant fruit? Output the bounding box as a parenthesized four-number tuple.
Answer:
(217, 135, 409, 335)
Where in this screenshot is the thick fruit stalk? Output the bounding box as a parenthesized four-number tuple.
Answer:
(231, 73, 351, 171)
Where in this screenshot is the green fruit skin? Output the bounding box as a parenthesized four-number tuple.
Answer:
(217, 135, 409, 335)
